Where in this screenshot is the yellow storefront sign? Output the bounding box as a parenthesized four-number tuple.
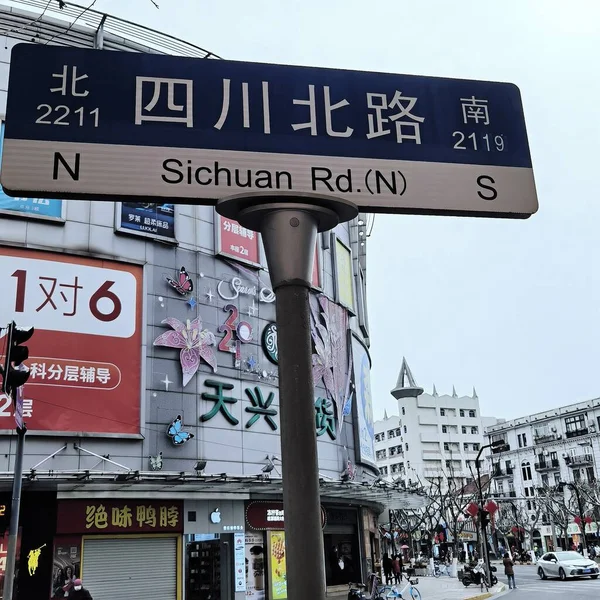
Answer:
(269, 531, 287, 600)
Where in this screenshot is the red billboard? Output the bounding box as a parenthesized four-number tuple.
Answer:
(217, 215, 261, 267)
(0, 247, 142, 435)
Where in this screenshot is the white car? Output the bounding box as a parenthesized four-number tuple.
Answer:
(537, 551, 599, 580)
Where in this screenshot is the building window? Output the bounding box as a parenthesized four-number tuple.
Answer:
(518, 433, 527, 448)
(444, 442, 450, 451)
(462, 426, 467, 434)
(565, 414, 587, 438)
(405, 443, 409, 451)
(440, 408, 446, 416)
(391, 464, 398, 473)
(389, 447, 396, 457)
(395, 428, 402, 436)
(442, 425, 448, 434)
(466, 459, 471, 468)
(471, 427, 478, 435)
(473, 443, 480, 451)
(407, 461, 410, 468)
(388, 430, 395, 439)
(469, 410, 476, 418)
(403, 425, 407, 434)
(380, 466, 388, 475)
(463, 443, 469, 451)
(522, 461, 532, 481)
(541, 474, 549, 486)
(445, 460, 452, 469)
(586, 466, 595, 482)
(460, 409, 465, 417)
(554, 473, 561, 485)
(402, 407, 405, 416)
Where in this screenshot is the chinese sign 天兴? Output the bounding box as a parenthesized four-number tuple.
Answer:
(0, 248, 142, 435)
(56, 501, 183, 534)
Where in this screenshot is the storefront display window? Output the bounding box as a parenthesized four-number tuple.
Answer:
(51, 537, 81, 598)
(186, 534, 222, 600)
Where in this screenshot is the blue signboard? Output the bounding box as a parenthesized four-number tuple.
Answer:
(0, 44, 537, 217)
(117, 202, 176, 241)
(0, 122, 63, 220)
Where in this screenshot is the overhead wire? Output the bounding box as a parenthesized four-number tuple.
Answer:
(43, 0, 97, 45)
(0, 0, 53, 40)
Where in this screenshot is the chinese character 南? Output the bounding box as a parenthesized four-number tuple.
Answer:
(85, 504, 108, 529)
(292, 85, 353, 137)
(36, 276, 83, 317)
(200, 379, 239, 425)
(215, 79, 271, 134)
(366, 91, 425, 144)
(135, 77, 193, 127)
(112, 505, 133, 528)
(245, 387, 278, 431)
(315, 397, 336, 440)
(136, 505, 157, 528)
(50, 65, 89, 97)
(460, 96, 490, 125)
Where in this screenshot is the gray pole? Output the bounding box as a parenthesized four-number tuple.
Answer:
(4, 426, 26, 600)
(217, 193, 357, 600)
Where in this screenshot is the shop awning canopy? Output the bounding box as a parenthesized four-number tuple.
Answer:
(0, 469, 430, 512)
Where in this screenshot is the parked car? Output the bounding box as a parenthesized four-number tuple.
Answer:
(537, 551, 599, 580)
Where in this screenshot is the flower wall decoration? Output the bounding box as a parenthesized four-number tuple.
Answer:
(153, 317, 217, 386)
(310, 295, 351, 423)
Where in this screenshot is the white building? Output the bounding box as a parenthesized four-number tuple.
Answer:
(375, 358, 499, 486)
(485, 397, 600, 552)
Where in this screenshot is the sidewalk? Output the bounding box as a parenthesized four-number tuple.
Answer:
(327, 576, 507, 600)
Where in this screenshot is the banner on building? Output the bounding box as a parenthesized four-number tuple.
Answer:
(216, 215, 261, 267)
(0, 248, 142, 435)
(351, 335, 376, 467)
(268, 531, 287, 600)
(0, 123, 63, 221)
(245, 532, 265, 600)
(116, 202, 176, 241)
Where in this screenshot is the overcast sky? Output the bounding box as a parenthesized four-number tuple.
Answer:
(97, 0, 600, 422)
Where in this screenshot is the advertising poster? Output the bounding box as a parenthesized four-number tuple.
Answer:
(0, 123, 63, 220)
(217, 215, 261, 267)
(234, 533, 246, 592)
(0, 529, 21, 598)
(0, 248, 142, 435)
(268, 531, 287, 600)
(334, 238, 355, 312)
(51, 537, 81, 599)
(245, 532, 264, 600)
(311, 242, 321, 289)
(351, 336, 376, 467)
(116, 202, 176, 241)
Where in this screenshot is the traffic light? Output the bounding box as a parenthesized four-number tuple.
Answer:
(1, 322, 34, 399)
(480, 509, 491, 528)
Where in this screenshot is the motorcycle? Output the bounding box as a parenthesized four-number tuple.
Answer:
(462, 559, 498, 587)
(347, 582, 366, 600)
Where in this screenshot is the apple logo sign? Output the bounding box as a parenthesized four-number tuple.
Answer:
(210, 508, 222, 524)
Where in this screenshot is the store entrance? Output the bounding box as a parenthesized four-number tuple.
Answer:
(186, 534, 232, 600)
(324, 534, 360, 585)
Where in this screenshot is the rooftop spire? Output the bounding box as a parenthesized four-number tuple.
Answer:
(432, 384, 438, 397)
(472, 386, 478, 399)
(384, 409, 389, 420)
(391, 357, 424, 400)
(452, 385, 458, 398)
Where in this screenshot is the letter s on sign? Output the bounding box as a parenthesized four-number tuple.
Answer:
(477, 175, 498, 201)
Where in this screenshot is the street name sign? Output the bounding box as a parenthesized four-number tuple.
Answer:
(1, 44, 537, 218)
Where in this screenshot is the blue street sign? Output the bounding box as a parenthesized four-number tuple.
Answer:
(1, 44, 537, 217)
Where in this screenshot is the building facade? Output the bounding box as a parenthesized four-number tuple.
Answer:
(0, 2, 424, 599)
(374, 359, 498, 486)
(485, 397, 600, 553)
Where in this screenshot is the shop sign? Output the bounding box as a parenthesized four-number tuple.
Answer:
(245, 532, 265, 600)
(27, 543, 46, 576)
(234, 532, 246, 592)
(269, 531, 287, 600)
(116, 201, 176, 241)
(217, 276, 275, 304)
(261, 323, 278, 365)
(0, 248, 142, 435)
(216, 215, 261, 267)
(246, 502, 326, 531)
(57, 500, 183, 534)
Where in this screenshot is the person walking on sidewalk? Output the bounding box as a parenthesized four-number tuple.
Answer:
(382, 553, 393, 585)
(503, 553, 516, 590)
(392, 554, 402, 584)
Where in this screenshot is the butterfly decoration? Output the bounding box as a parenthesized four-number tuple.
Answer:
(166, 266, 194, 295)
(149, 452, 163, 471)
(167, 415, 195, 445)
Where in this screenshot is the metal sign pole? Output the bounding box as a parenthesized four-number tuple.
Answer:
(218, 193, 357, 600)
(4, 424, 26, 600)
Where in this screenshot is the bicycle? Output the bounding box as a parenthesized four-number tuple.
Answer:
(374, 577, 421, 600)
(433, 560, 452, 577)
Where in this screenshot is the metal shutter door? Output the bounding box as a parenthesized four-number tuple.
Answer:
(83, 537, 177, 600)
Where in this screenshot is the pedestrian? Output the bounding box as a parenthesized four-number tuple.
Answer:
(68, 579, 93, 600)
(503, 553, 516, 590)
(382, 553, 393, 585)
(392, 554, 402, 584)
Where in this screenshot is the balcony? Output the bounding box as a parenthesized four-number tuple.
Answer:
(493, 467, 514, 478)
(495, 490, 517, 499)
(565, 428, 589, 439)
(565, 454, 593, 467)
(535, 459, 560, 472)
(491, 442, 510, 454)
(534, 433, 562, 443)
